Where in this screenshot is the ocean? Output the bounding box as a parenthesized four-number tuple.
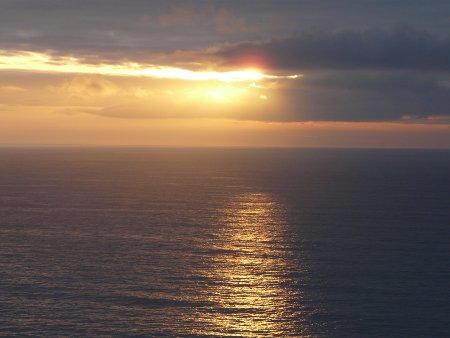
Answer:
(0, 147, 449, 337)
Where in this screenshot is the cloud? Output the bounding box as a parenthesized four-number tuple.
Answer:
(2, 0, 450, 125)
(214, 8, 248, 34)
(60, 75, 118, 98)
(158, 6, 198, 27)
(1, 0, 450, 67)
(214, 28, 450, 71)
(199, 27, 450, 123)
(0, 85, 26, 92)
(272, 71, 450, 122)
(68, 70, 449, 123)
(0, 0, 263, 62)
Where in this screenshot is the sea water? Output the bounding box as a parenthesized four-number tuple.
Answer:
(0, 148, 449, 337)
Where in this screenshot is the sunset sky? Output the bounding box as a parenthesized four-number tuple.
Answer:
(1, 0, 449, 148)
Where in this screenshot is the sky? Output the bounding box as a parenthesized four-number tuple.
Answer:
(1, 0, 449, 148)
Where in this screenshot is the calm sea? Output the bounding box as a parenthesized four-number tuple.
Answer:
(0, 148, 449, 337)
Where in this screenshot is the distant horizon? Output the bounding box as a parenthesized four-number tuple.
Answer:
(1, 144, 450, 150)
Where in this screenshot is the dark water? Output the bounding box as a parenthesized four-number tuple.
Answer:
(0, 147, 449, 337)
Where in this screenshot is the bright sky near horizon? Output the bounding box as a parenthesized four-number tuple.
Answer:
(1, 0, 449, 148)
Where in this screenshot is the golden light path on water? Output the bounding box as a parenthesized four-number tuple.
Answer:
(0, 51, 300, 82)
(194, 192, 308, 337)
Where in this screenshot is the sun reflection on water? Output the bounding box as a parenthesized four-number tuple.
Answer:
(194, 192, 306, 337)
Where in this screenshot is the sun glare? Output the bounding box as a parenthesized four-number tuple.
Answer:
(0, 51, 300, 82)
(183, 84, 249, 103)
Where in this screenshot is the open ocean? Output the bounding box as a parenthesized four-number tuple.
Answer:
(0, 147, 449, 337)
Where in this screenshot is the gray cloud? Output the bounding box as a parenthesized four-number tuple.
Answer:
(0, 0, 264, 61)
(215, 28, 450, 71)
(2, 1, 450, 62)
(272, 71, 450, 122)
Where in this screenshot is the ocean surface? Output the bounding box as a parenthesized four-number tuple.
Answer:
(0, 147, 449, 337)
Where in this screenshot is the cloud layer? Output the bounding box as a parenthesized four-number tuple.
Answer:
(208, 28, 450, 122)
(1, 1, 450, 124)
(215, 28, 450, 71)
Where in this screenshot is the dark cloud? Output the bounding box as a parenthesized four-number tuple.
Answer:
(215, 28, 450, 71)
(2, 0, 450, 62)
(0, 0, 264, 60)
(272, 71, 450, 122)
